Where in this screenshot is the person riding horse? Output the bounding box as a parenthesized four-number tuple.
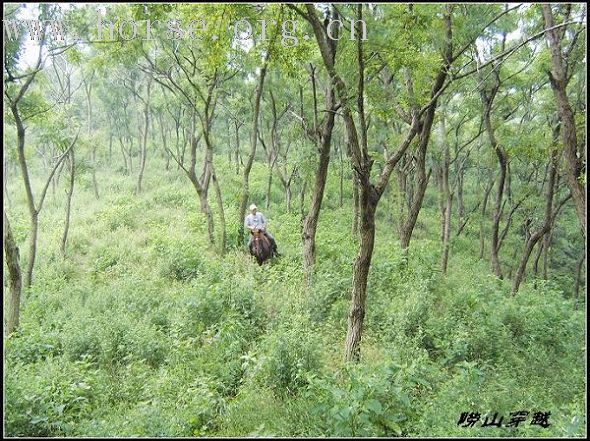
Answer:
(244, 204, 279, 258)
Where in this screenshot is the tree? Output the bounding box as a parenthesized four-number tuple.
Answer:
(4, 209, 22, 335)
(300, 3, 453, 361)
(4, 5, 77, 288)
(541, 4, 586, 238)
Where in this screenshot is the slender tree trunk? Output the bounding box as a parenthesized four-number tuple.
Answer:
(13, 105, 37, 290)
(302, 78, 336, 281)
(6, 28, 45, 290)
(85, 79, 100, 200)
(128, 136, 133, 172)
(441, 126, 452, 274)
(479, 179, 493, 259)
(193, 119, 215, 246)
(212, 166, 226, 254)
(3, 159, 10, 207)
(481, 84, 506, 279)
(352, 175, 360, 238)
(303, 3, 450, 363)
(436, 166, 445, 241)
(512, 148, 558, 293)
(542, 231, 551, 279)
(26, 212, 39, 290)
(136, 79, 152, 194)
(158, 114, 170, 171)
(344, 192, 377, 361)
(238, 59, 270, 247)
(399, 119, 434, 251)
(119, 136, 128, 172)
(60, 148, 75, 256)
(456, 166, 465, 226)
(532, 240, 544, 282)
(4, 210, 23, 335)
(234, 121, 242, 174)
(542, 5, 586, 237)
(202, 196, 214, 245)
(286, 182, 292, 213)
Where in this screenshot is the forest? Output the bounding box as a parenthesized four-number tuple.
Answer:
(3, 2, 587, 437)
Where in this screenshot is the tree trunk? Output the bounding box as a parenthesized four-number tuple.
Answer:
(234, 121, 242, 174)
(25, 212, 39, 290)
(303, 3, 450, 363)
(3, 159, 10, 207)
(441, 125, 452, 274)
(158, 113, 169, 171)
(286, 183, 292, 213)
(532, 240, 544, 282)
(4, 210, 23, 335)
(196, 187, 215, 245)
(191, 114, 215, 245)
(542, 230, 551, 279)
(136, 79, 152, 194)
(542, 4, 586, 238)
(238, 58, 270, 247)
(456, 165, 465, 227)
(479, 179, 493, 259)
(212, 166, 226, 255)
(302, 77, 336, 281)
(352, 175, 360, 238)
(128, 136, 133, 172)
(13, 104, 37, 290)
(399, 121, 433, 251)
(482, 86, 506, 279)
(85, 79, 100, 200)
(512, 148, 558, 293)
(60, 148, 75, 256)
(344, 193, 377, 362)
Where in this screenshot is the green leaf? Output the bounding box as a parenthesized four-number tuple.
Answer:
(382, 418, 402, 436)
(367, 399, 383, 414)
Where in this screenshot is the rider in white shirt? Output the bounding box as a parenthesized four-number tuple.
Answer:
(244, 204, 279, 256)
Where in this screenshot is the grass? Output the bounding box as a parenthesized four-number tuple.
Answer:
(3, 152, 586, 437)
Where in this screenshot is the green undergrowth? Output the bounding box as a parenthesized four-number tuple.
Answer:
(4, 156, 586, 437)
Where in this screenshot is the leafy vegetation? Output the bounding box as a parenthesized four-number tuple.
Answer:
(3, 3, 586, 437)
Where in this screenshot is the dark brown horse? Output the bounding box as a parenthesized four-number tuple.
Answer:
(249, 229, 273, 265)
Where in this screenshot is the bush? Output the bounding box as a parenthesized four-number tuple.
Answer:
(303, 360, 431, 437)
(5, 357, 103, 437)
(5, 327, 63, 366)
(158, 241, 204, 282)
(62, 323, 102, 363)
(97, 316, 168, 370)
(251, 319, 322, 396)
(96, 199, 138, 231)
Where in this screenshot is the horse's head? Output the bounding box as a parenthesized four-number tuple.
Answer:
(250, 229, 271, 265)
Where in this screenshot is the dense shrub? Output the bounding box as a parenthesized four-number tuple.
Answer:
(250, 319, 322, 396)
(3, 153, 585, 438)
(5, 326, 64, 366)
(302, 360, 433, 437)
(5, 358, 103, 437)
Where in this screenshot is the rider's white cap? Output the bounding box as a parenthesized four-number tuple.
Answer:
(249, 204, 257, 211)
